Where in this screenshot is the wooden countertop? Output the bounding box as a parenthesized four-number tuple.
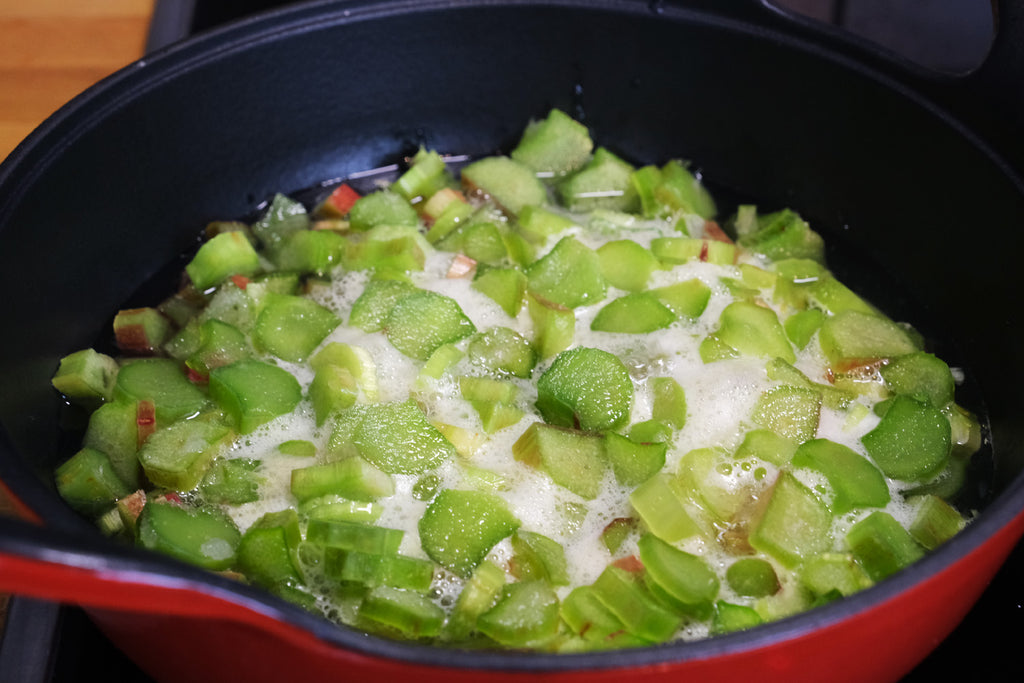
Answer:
(0, 0, 155, 162)
(0, 0, 154, 634)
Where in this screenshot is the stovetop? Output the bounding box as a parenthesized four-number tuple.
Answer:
(2, 1, 1017, 681)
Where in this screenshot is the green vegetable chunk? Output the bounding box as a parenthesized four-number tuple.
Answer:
(353, 400, 457, 474)
(418, 489, 520, 577)
(861, 395, 951, 481)
(208, 359, 302, 433)
(535, 347, 633, 432)
(385, 290, 476, 360)
(137, 502, 241, 571)
(791, 438, 890, 514)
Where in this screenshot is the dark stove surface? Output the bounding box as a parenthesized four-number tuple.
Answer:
(3, 1, 1018, 681)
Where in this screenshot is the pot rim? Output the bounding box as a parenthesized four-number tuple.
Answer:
(2, 0, 1023, 673)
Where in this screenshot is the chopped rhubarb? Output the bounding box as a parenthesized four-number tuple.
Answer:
(321, 182, 361, 217)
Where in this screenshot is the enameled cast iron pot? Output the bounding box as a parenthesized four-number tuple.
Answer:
(1, 1, 1023, 681)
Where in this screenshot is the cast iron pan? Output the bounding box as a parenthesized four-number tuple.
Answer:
(0, 1, 1022, 681)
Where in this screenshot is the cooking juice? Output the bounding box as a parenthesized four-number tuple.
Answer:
(51, 110, 983, 650)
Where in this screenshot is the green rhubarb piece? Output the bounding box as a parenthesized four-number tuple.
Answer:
(309, 364, 358, 426)
(348, 279, 420, 332)
(82, 400, 141, 488)
(861, 395, 951, 481)
(359, 585, 445, 638)
(311, 342, 379, 401)
(299, 496, 382, 523)
(589, 565, 682, 642)
(675, 447, 747, 522)
(52, 348, 119, 405)
(535, 346, 633, 432)
(526, 236, 607, 309)
(330, 550, 436, 591)
(734, 428, 797, 467)
(750, 471, 832, 567)
(437, 221, 508, 265)
(604, 432, 666, 487)
(114, 358, 208, 423)
(846, 511, 925, 581)
(818, 310, 919, 366)
(273, 229, 346, 275)
(725, 558, 780, 598)
(651, 237, 736, 266)
(711, 601, 764, 635)
(290, 456, 394, 502)
(650, 279, 712, 319)
(596, 240, 659, 292)
(137, 502, 241, 571)
(630, 474, 701, 542)
(137, 417, 230, 491)
(558, 147, 639, 213)
(237, 509, 304, 589)
(791, 438, 890, 514)
(461, 377, 524, 433)
(418, 489, 520, 577)
(751, 385, 822, 443)
(477, 580, 561, 648)
(591, 292, 676, 334)
(197, 278, 256, 333)
(252, 293, 339, 363)
(560, 585, 629, 643)
(447, 560, 506, 640)
(510, 530, 569, 585)
(385, 290, 476, 360)
(714, 301, 795, 363)
(643, 158, 716, 218)
(467, 327, 537, 378)
(784, 309, 825, 349)
(628, 420, 672, 443)
(353, 400, 456, 474)
(209, 359, 301, 433)
(798, 553, 873, 598)
(527, 294, 575, 358)
(393, 148, 451, 201)
(516, 205, 577, 243)
(55, 447, 132, 518)
(306, 518, 403, 554)
(113, 307, 172, 354)
(278, 439, 317, 458)
(650, 376, 687, 429)
(601, 517, 638, 554)
(512, 423, 607, 499)
(765, 358, 855, 411)
(417, 344, 464, 383)
(425, 196, 473, 244)
(184, 318, 250, 377)
(699, 333, 740, 363)
(461, 156, 547, 216)
(472, 268, 527, 317)
(470, 399, 526, 434)
(638, 533, 719, 612)
(737, 209, 825, 263)
(198, 457, 261, 505)
(251, 193, 309, 254)
(510, 108, 593, 178)
(347, 189, 418, 232)
(909, 494, 966, 550)
(186, 231, 261, 291)
(879, 352, 955, 407)
(344, 233, 426, 274)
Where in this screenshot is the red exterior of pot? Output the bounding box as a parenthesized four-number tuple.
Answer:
(67, 508, 1024, 683)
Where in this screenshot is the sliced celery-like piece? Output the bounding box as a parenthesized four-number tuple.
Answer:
(461, 156, 547, 216)
(137, 502, 240, 571)
(526, 236, 607, 309)
(510, 530, 569, 585)
(596, 239, 658, 292)
(861, 395, 951, 481)
(630, 474, 701, 542)
(591, 293, 676, 334)
(359, 586, 445, 638)
(512, 423, 607, 499)
(209, 359, 301, 434)
(290, 456, 394, 502)
(347, 189, 418, 232)
(54, 447, 132, 518)
(749, 471, 832, 567)
(137, 417, 231, 491)
(604, 432, 666, 487)
(419, 489, 519, 578)
(52, 348, 119, 405)
(510, 108, 593, 178)
(846, 511, 925, 581)
(791, 438, 890, 514)
(535, 346, 633, 432)
(385, 290, 476, 361)
(477, 580, 561, 648)
(725, 558, 780, 598)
